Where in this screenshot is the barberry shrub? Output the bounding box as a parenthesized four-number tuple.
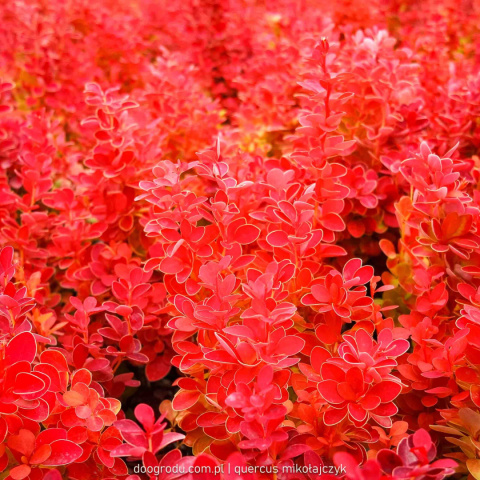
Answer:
(0, 0, 479, 479)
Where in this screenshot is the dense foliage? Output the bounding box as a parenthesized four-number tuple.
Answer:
(1, 0, 480, 478)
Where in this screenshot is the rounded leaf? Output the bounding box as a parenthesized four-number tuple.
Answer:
(266, 231, 289, 248)
(235, 224, 260, 245)
(43, 440, 83, 466)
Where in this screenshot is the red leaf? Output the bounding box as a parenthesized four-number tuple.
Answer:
(348, 403, 367, 422)
(8, 429, 35, 457)
(145, 358, 171, 382)
(355, 265, 374, 284)
(347, 220, 366, 238)
(266, 230, 289, 247)
(235, 224, 260, 244)
(311, 284, 331, 303)
(369, 381, 402, 403)
(134, 404, 155, 431)
(43, 440, 83, 466)
(324, 407, 348, 425)
(276, 335, 305, 356)
(13, 372, 46, 395)
(318, 380, 344, 404)
(30, 444, 52, 465)
(6, 332, 36, 365)
(172, 390, 201, 411)
(157, 432, 185, 451)
(159, 257, 184, 274)
(322, 213, 345, 231)
(10, 465, 31, 480)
